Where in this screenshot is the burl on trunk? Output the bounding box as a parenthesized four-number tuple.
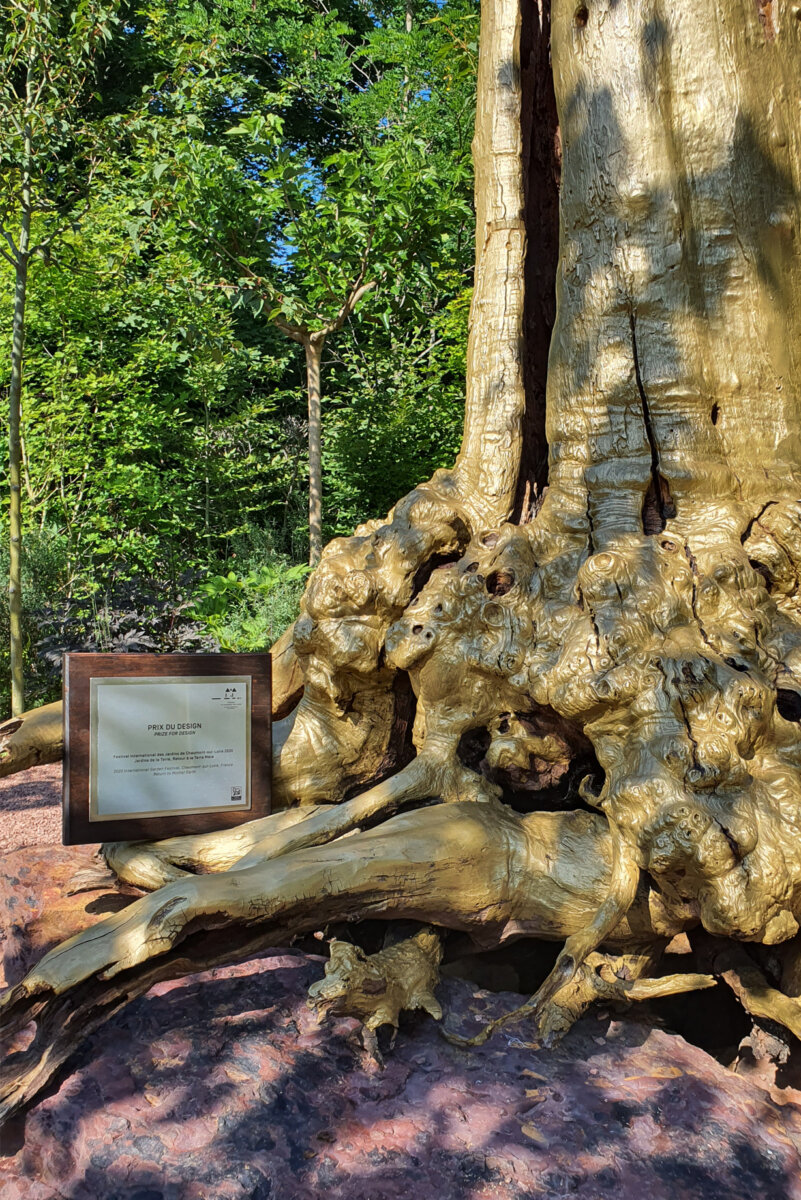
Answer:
(3, 0, 801, 1122)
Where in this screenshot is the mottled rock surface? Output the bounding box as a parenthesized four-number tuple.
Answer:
(3, 957, 801, 1198)
(0, 763, 62, 855)
(0, 845, 114, 989)
(2, 847, 801, 1199)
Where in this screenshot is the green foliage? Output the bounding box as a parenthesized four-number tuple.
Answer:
(188, 524, 310, 650)
(2, 205, 295, 578)
(0, 0, 121, 233)
(118, 0, 478, 543)
(322, 283, 470, 531)
(0, 0, 479, 712)
(1, 0, 125, 712)
(0, 525, 73, 713)
(190, 559, 310, 651)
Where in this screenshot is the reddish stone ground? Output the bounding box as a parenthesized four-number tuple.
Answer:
(1, 768, 801, 1199)
(0, 762, 62, 854)
(2, 952, 801, 1200)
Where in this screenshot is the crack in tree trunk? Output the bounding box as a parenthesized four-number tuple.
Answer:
(629, 309, 674, 536)
(629, 311, 660, 497)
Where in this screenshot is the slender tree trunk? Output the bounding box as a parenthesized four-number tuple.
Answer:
(8, 122, 31, 718)
(402, 0, 413, 109)
(203, 395, 211, 548)
(304, 334, 324, 567)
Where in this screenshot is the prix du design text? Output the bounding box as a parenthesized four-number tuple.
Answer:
(147, 723, 203, 736)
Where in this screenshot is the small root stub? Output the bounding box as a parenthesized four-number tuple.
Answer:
(307, 928, 443, 1033)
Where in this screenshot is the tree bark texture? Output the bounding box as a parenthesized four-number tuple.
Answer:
(4, 0, 801, 1121)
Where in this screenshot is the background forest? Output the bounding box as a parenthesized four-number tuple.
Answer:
(0, 0, 478, 715)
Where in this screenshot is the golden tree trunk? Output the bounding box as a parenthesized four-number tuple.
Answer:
(4, 0, 801, 1121)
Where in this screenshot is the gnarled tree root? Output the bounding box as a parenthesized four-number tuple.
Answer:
(102, 804, 336, 891)
(308, 927, 443, 1034)
(102, 753, 438, 891)
(1, 799, 682, 1124)
(0, 702, 63, 778)
(6, 0, 801, 1143)
(442, 946, 716, 1048)
(696, 936, 801, 1043)
(512, 819, 642, 1032)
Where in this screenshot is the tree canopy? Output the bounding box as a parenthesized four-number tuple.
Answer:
(0, 0, 479, 712)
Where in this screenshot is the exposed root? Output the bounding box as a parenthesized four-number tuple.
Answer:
(307, 927, 443, 1032)
(706, 940, 801, 1042)
(0, 801, 673, 1123)
(5, 0, 801, 1137)
(442, 947, 716, 1049)
(102, 753, 438, 892)
(231, 755, 437, 870)
(272, 483, 475, 808)
(102, 804, 335, 890)
(526, 819, 641, 1018)
(8, 507, 801, 1113)
(444, 822, 644, 1050)
(0, 701, 62, 778)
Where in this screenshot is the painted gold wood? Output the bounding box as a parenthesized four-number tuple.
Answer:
(3, 0, 801, 1121)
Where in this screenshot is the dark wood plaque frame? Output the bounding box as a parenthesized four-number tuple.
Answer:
(63, 653, 271, 845)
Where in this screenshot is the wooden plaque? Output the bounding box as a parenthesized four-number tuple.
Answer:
(63, 653, 271, 845)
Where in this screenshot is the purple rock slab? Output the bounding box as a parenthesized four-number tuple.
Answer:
(2, 951, 801, 1200)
